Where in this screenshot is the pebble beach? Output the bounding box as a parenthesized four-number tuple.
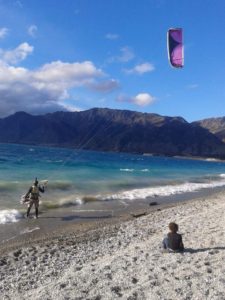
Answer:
(0, 190, 225, 300)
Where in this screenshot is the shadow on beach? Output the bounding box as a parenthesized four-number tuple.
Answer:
(184, 246, 225, 254)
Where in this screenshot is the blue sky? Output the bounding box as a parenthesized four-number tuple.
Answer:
(0, 0, 225, 121)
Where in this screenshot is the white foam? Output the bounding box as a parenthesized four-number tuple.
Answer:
(0, 209, 22, 224)
(20, 226, 40, 234)
(120, 168, 134, 172)
(74, 198, 83, 205)
(106, 180, 225, 201)
(141, 169, 149, 172)
(59, 196, 83, 206)
(205, 158, 219, 162)
(219, 174, 225, 178)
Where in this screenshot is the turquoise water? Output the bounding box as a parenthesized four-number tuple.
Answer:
(0, 143, 225, 214)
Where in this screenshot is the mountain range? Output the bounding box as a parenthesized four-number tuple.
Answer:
(194, 117, 225, 143)
(0, 108, 225, 159)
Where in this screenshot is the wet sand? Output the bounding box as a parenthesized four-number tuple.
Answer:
(0, 189, 225, 299)
(0, 195, 172, 255)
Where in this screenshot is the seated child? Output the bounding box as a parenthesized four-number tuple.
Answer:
(163, 222, 184, 252)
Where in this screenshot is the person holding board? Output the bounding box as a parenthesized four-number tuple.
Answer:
(24, 178, 45, 219)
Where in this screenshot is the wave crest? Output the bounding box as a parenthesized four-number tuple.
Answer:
(0, 209, 22, 224)
(106, 179, 225, 201)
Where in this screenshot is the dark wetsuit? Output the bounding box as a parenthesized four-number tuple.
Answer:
(25, 185, 44, 218)
(163, 232, 184, 252)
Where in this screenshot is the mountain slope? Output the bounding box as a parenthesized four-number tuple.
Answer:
(193, 117, 225, 143)
(0, 108, 225, 159)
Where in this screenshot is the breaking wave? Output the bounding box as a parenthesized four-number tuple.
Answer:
(0, 209, 22, 224)
(105, 179, 225, 201)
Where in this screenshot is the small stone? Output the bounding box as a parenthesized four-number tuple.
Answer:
(111, 286, 123, 297)
(149, 202, 158, 206)
(132, 277, 138, 284)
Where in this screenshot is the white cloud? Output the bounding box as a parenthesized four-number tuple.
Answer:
(88, 79, 119, 92)
(118, 47, 134, 62)
(0, 57, 113, 117)
(108, 46, 135, 63)
(125, 62, 155, 75)
(0, 27, 9, 39)
(28, 25, 38, 38)
(34, 60, 103, 85)
(59, 103, 82, 112)
(133, 93, 155, 106)
(105, 33, 119, 40)
(117, 93, 155, 106)
(0, 42, 33, 64)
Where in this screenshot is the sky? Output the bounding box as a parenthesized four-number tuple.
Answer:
(0, 0, 225, 122)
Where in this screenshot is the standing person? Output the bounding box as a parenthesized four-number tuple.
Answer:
(25, 178, 45, 219)
(162, 222, 184, 252)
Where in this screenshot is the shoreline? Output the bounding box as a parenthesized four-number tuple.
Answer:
(1, 186, 225, 255)
(0, 188, 224, 299)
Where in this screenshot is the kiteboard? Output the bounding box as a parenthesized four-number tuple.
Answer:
(39, 180, 49, 187)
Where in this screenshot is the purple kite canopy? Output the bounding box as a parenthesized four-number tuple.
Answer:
(167, 28, 184, 68)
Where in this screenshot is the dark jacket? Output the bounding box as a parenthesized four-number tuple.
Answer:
(25, 185, 44, 200)
(163, 232, 184, 251)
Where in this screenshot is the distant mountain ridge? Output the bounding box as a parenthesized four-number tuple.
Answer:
(0, 108, 225, 159)
(193, 117, 225, 143)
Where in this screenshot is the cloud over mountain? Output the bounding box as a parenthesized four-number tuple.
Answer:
(0, 55, 114, 117)
(117, 93, 155, 106)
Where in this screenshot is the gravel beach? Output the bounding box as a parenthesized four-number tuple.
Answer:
(0, 191, 225, 300)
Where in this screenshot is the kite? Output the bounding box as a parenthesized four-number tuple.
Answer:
(167, 28, 184, 68)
